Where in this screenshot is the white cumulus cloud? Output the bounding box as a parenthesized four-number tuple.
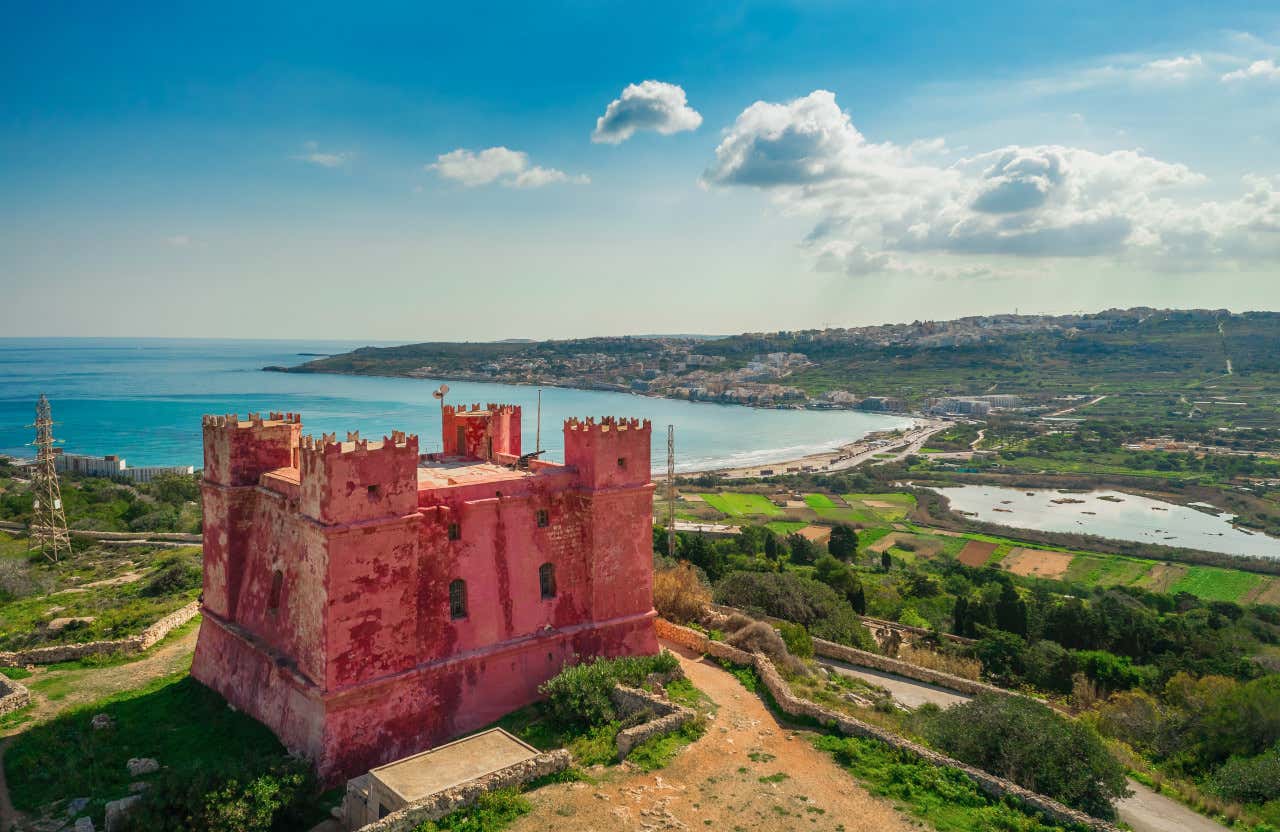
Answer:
(1222, 59, 1280, 83)
(592, 81, 702, 144)
(430, 147, 589, 188)
(703, 89, 1279, 276)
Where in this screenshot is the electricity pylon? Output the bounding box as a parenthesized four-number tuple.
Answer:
(28, 394, 71, 562)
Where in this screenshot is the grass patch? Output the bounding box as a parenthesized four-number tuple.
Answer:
(1062, 555, 1151, 587)
(627, 719, 706, 772)
(1168, 566, 1265, 603)
(0, 665, 33, 680)
(764, 521, 808, 536)
(5, 671, 297, 820)
(813, 734, 1082, 832)
(414, 787, 531, 832)
(699, 492, 783, 518)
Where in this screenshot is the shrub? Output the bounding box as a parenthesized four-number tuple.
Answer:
(725, 621, 807, 676)
(923, 693, 1129, 819)
(0, 557, 40, 600)
(714, 570, 876, 650)
(121, 760, 315, 832)
(653, 562, 711, 624)
(1210, 749, 1280, 804)
(539, 652, 680, 730)
(142, 556, 202, 597)
(415, 788, 531, 832)
(777, 621, 814, 660)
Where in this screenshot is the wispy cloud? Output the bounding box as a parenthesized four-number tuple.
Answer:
(429, 147, 588, 188)
(293, 140, 352, 168)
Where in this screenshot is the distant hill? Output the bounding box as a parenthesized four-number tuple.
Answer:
(271, 308, 1280, 423)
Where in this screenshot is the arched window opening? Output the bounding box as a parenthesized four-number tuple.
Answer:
(268, 570, 284, 614)
(449, 579, 468, 620)
(539, 562, 557, 600)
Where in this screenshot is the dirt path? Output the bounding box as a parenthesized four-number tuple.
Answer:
(3, 625, 198, 733)
(511, 644, 918, 832)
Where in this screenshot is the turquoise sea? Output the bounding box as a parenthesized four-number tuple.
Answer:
(0, 338, 911, 473)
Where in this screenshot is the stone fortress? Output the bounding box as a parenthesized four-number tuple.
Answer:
(190, 404, 657, 782)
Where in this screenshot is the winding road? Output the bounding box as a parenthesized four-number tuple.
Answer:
(818, 659, 1228, 832)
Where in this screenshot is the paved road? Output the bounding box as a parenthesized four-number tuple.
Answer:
(822, 658, 971, 710)
(817, 657, 1228, 832)
(1117, 781, 1229, 832)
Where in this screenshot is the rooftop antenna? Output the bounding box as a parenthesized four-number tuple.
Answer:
(28, 394, 70, 562)
(536, 388, 542, 454)
(432, 384, 449, 453)
(667, 424, 676, 559)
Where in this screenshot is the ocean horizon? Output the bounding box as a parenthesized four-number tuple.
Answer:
(0, 337, 911, 473)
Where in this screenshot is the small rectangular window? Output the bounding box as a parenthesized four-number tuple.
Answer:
(539, 562, 557, 600)
(536, 509, 549, 528)
(449, 579, 468, 619)
(447, 522, 461, 541)
(367, 484, 380, 497)
(616, 456, 627, 469)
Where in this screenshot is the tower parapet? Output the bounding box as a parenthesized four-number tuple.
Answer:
(441, 403, 521, 461)
(202, 412, 302, 487)
(298, 431, 420, 524)
(563, 416, 652, 489)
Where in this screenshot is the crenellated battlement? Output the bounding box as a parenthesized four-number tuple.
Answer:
(563, 416, 652, 489)
(442, 403, 521, 460)
(564, 416, 651, 434)
(202, 412, 303, 487)
(298, 431, 418, 459)
(298, 429, 419, 524)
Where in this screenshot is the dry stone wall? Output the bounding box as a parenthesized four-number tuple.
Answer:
(657, 618, 1120, 832)
(354, 750, 570, 832)
(0, 601, 200, 666)
(810, 636, 1013, 699)
(0, 673, 31, 716)
(611, 685, 696, 760)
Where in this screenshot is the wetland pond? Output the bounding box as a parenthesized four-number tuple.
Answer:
(936, 483, 1280, 560)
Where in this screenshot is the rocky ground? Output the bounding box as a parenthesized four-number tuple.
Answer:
(510, 644, 922, 832)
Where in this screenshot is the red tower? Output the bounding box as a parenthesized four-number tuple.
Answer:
(190, 407, 656, 782)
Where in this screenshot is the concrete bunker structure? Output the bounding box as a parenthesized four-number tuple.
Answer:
(190, 406, 657, 782)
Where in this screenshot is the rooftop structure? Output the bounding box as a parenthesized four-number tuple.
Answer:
(190, 405, 657, 783)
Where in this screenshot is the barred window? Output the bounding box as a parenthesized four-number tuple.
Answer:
(539, 562, 557, 600)
(536, 509, 550, 528)
(449, 579, 468, 620)
(447, 522, 461, 541)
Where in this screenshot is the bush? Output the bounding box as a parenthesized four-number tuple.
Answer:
(142, 557, 202, 597)
(653, 562, 711, 624)
(121, 761, 315, 832)
(923, 693, 1129, 819)
(777, 621, 814, 659)
(725, 621, 807, 675)
(539, 652, 679, 730)
(714, 571, 876, 651)
(1210, 749, 1280, 804)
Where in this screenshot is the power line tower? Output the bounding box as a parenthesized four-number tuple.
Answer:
(28, 394, 71, 562)
(666, 424, 676, 559)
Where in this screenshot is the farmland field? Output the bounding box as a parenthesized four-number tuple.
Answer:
(1003, 547, 1075, 579)
(1062, 554, 1151, 587)
(957, 540, 997, 567)
(699, 492, 782, 518)
(765, 520, 808, 536)
(1168, 566, 1265, 603)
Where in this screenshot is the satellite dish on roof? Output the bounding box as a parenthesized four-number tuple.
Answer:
(432, 384, 449, 400)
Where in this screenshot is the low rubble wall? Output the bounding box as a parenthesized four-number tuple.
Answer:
(0, 673, 31, 716)
(611, 685, 696, 760)
(0, 601, 200, 666)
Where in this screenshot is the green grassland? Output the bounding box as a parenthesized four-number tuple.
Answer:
(765, 521, 809, 536)
(0, 532, 201, 651)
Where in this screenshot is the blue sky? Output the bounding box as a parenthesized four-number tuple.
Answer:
(3, 1, 1279, 340)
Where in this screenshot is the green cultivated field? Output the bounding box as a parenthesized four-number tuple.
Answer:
(1168, 566, 1265, 603)
(698, 492, 782, 517)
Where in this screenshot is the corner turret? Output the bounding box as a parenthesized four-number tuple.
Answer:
(563, 417, 652, 489)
